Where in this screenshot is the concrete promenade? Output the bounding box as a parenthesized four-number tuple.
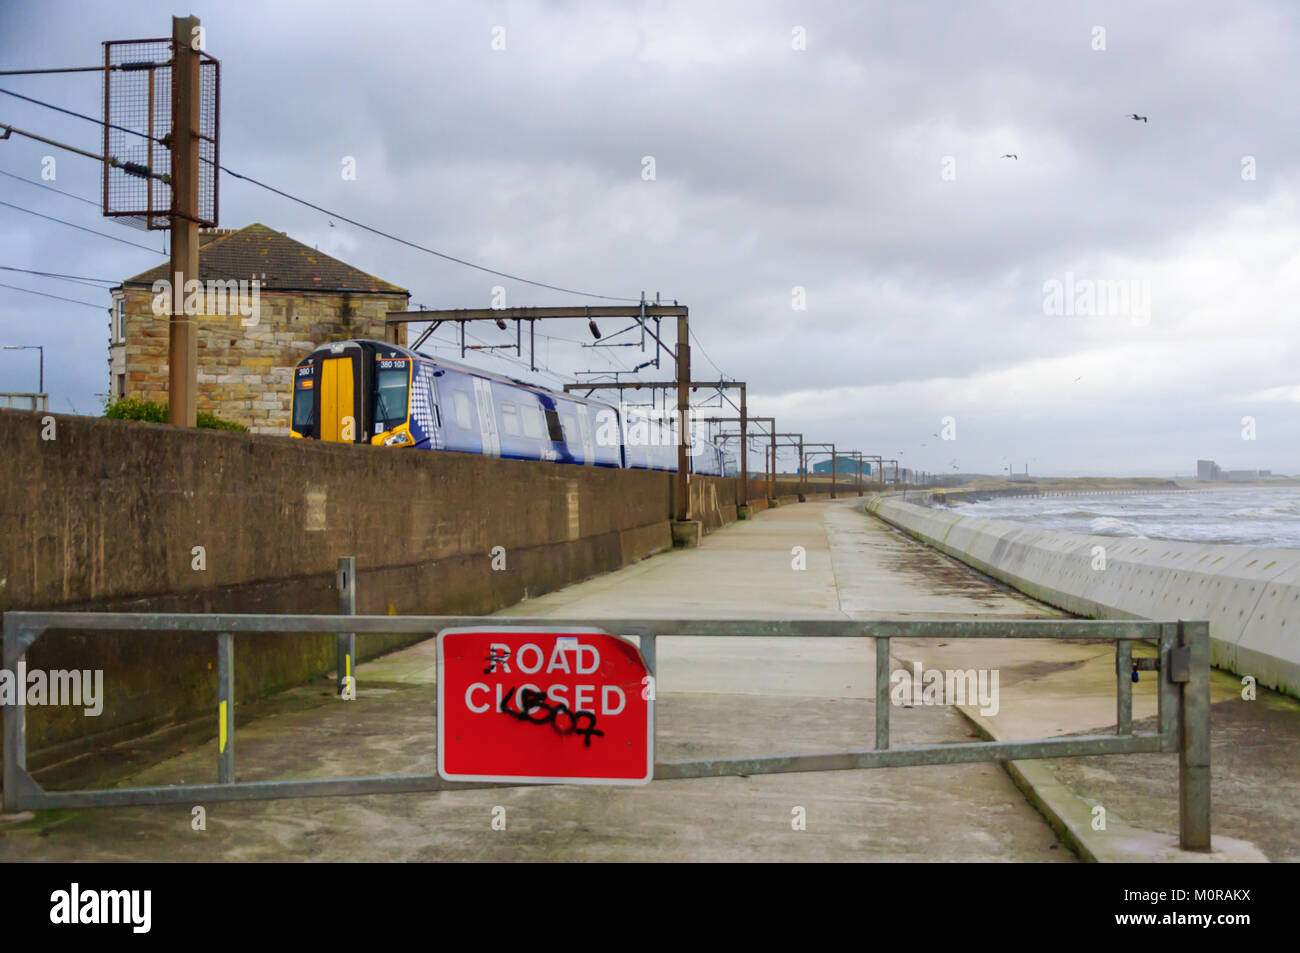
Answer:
(1, 500, 1290, 860)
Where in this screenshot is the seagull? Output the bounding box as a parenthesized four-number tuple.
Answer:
(1000, 153, 1018, 160)
(328, 220, 336, 227)
(1128, 114, 1148, 123)
(1073, 376, 1082, 382)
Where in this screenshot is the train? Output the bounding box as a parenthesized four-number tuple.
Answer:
(289, 338, 735, 475)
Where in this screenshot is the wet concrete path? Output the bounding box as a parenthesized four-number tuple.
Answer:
(856, 503, 1292, 862)
(4, 500, 1085, 861)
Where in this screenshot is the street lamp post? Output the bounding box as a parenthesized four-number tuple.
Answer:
(3, 344, 43, 395)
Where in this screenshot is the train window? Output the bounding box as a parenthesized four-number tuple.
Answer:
(521, 405, 544, 439)
(501, 402, 521, 436)
(375, 366, 410, 429)
(292, 385, 314, 432)
(561, 414, 576, 444)
(453, 391, 474, 430)
(545, 409, 565, 443)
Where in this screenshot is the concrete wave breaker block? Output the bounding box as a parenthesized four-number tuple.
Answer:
(867, 497, 1299, 698)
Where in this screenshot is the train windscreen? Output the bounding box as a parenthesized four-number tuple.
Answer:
(292, 368, 315, 436)
(374, 360, 410, 431)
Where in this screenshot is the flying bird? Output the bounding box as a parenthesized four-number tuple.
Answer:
(1073, 376, 1082, 382)
(1000, 153, 1018, 160)
(1128, 114, 1148, 123)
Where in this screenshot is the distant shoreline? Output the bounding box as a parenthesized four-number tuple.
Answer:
(938, 477, 1300, 494)
(778, 474, 1300, 492)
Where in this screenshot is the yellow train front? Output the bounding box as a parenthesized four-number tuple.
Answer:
(290, 340, 417, 447)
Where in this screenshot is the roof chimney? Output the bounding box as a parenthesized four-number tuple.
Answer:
(199, 227, 236, 246)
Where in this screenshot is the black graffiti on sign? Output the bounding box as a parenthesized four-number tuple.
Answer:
(499, 686, 605, 748)
(484, 647, 510, 675)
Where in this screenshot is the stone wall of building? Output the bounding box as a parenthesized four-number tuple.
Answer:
(109, 288, 407, 434)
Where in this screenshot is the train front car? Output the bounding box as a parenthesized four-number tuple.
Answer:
(289, 338, 734, 476)
(290, 338, 624, 465)
(290, 340, 421, 447)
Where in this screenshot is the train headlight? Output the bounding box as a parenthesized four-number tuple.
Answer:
(384, 431, 410, 446)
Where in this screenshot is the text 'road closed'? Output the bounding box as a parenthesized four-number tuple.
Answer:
(436, 628, 653, 785)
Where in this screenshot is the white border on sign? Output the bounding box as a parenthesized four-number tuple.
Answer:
(436, 626, 656, 786)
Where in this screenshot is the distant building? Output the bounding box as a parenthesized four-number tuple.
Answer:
(109, 224, 409, 434)
(1197, 460, 1282, 482)
(812, 455, 870, 476)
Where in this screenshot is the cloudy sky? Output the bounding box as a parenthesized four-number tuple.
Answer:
(1, 0, 1297, 476)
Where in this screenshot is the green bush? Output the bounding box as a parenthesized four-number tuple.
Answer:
(102, 397, 249, 432)
(102, 396, 168, 423)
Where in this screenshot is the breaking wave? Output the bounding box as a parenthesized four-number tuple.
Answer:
(1088, 516, 1145, 537)
(941, 487, 1300, 548)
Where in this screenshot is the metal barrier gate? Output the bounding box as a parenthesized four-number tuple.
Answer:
(1, 611, 1211, 851)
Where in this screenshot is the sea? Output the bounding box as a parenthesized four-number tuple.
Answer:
(938, 487, 1300, 549)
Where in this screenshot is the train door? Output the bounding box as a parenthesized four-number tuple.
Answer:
(472, 376, 501, 456)
(319, 346, 365, 442)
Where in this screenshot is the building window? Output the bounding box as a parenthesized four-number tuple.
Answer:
(116, 373, 126, 398)
(113, 298, 125, 343)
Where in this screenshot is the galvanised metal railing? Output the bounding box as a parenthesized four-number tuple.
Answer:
(0, 611, 1211, 851)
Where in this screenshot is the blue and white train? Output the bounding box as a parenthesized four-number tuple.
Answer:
(289, 338, 734, 475)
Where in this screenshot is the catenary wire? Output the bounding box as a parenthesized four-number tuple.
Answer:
(0, 167, 102, 207)
(0, 200, 164, 253)
(0, 280, 105, 309)
(0, 199, 163, 253)
(0, 86, 646, 303)
(0, 264, 117, 286)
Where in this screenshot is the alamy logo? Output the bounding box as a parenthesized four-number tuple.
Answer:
(593, 406, 705, 449)
(1042, 271, 1150, 325)
(890, 662, 999, 716)
(49, 883, 151, 933)
(150, 272, 261, 327)
(0, 663, 103, 716)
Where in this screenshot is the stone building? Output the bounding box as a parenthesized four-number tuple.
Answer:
(109, 223, 409, 434)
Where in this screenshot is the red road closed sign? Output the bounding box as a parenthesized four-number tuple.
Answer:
(437, 627, 654, 785)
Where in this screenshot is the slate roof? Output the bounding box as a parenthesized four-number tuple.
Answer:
(120, 223, 408, 295)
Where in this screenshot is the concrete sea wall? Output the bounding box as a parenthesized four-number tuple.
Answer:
(866, 496, 1300, 699)
(0, 408, 854, 763)
(928, 483, 1182, 505)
